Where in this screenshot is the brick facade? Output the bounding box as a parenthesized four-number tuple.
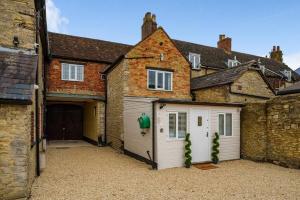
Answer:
(125, 28, 191, 99)
(107, 28, 191, 149)
(47, 59, 106, 96)
(241, 94, 300, 168)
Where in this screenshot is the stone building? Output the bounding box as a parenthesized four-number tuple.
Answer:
(191, 60, 275, 103)
(0, 0, 48, 199)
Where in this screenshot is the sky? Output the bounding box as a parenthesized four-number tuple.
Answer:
(46, 0, 300, 70)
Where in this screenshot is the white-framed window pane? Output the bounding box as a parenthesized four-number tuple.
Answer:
(164, 72, 171, 90)
(219, 114, 224, 135)
(70, 65, 76, 80)
(77, 66, 84, 81)
(62, 63, 69, 80)
(178, 112, 187, 139)
(148, 70, 156, 89)
(157, 72, 164, 89)
(169, 113, 176, 138)
(226, 113, 232, 136)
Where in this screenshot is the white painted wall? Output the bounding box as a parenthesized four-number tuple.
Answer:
(155, 103, 241, 169)
(123, 97, 157, 161)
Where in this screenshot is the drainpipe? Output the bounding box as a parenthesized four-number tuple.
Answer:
(104, 73, 108, 144)
(151, 101, 156, 169)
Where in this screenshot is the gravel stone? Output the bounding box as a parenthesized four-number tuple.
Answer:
(30, 146, 300, 200)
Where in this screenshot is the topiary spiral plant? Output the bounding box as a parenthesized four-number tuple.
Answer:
(211, 132, 220, 164)
(185, 133, 192, 168)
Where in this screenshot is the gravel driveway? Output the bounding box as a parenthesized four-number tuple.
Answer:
(30, 144, 300, 200)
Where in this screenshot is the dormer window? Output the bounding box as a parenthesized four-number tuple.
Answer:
(227, 56, 240, 68)
(189, 53, 201, 69)
(282, 70, 292, 82)
(259, 65, 266, 74)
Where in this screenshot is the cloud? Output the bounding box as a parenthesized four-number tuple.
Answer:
(284, 52, 300, 70)
(46, 0, 69, 33)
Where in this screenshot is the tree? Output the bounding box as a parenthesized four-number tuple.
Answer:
(211, 132, 220, 164)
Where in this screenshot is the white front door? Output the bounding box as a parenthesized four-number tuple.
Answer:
(190, 110, 210, 163)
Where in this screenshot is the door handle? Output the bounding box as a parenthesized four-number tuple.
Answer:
(206, 132, 208, 137)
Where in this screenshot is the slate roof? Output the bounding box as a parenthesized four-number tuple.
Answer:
(48, 32, 132, 63)
(173, 40, 300, 81)
(277, 81, 300, 95)
(191, 60, 266, 90)
(0, 51, 37, 104)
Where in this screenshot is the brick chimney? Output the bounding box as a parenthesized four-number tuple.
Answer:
(217, 34, 232, 52)
(270, 46, 283, 63)
(141, 12, 157, 40)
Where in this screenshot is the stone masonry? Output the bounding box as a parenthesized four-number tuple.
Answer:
(0, 0, 36, 50)
(241, 94, 300, 168)
(0, 104, 32, 199)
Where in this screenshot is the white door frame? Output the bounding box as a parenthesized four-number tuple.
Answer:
(189, 109, 211, 163)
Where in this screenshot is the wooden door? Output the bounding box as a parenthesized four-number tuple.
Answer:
(46, 104, 83, 140)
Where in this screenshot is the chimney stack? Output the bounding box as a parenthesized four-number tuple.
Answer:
(217, 34, 232, 52)
(270, 45, 283, 63)
(141, 12, 157, 40)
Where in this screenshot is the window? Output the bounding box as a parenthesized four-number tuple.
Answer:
(62, 63, 84, 81)
(168, 112, 187, 139)
(189, 53, 201, 69)
(218, 113, 232, 136)
(282, 70, 292, 82)
(227, 59, 239, 68)
(147, 69, 172, 91)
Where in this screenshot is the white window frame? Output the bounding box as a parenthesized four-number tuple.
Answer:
(61, 63, 84, 81)
(147, 69, 173, 91)
(218, 113, 233, 137)
(227, 59, 239, 68)
(189, 52, 201, 69)
(283, 70, 292, 82)
(168, 112, 187, 140)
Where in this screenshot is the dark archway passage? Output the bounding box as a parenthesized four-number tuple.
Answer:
(46, 104, 83, 140)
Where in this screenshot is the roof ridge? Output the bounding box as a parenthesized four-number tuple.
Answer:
(48, 32, 133, 47)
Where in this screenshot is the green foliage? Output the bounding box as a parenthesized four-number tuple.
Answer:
(211, 132, 220, 164)
(185, 133, 192, 168)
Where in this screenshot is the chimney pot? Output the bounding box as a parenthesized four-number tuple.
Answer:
(273, 46, 276, 51)
(270, 45, 283, 63)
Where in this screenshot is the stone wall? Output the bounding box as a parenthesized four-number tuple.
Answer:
(47, 58, 107, 97)
(106, 60, 125, 150)
(241, 94, 300, 168)
(0, 0, 36, 50)
(191, 68, 217, 78)
(0, 104, 33, 199)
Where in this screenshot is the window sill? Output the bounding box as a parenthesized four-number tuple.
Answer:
(61, 79, 84, 82)
(147, 88, 173, 92)
(166, 138, 185, 142)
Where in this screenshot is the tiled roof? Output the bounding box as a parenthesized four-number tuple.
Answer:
(48, 32, 132, 63)
(0, 51, 37, 103)
(173, 39, 300, 81)
(191, 60, 263, 90)
(48, 32, 299, 81)
(277, 81, 300, 95)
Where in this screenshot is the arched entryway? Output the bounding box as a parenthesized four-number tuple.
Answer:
(46, 104, 83, 140)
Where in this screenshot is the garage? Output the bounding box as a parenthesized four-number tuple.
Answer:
(46, 104, 83, 140)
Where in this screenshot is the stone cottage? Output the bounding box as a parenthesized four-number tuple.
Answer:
(0, 0, 48, 199)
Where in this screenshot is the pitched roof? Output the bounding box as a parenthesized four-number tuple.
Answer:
(0, 51, 37, 104)
(48, 32, 299, 81)
(277, 81, 300, 95)
(48, 32, 132, 63)
(191, 60, 266, 90)
(173, 39, 300, 81)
